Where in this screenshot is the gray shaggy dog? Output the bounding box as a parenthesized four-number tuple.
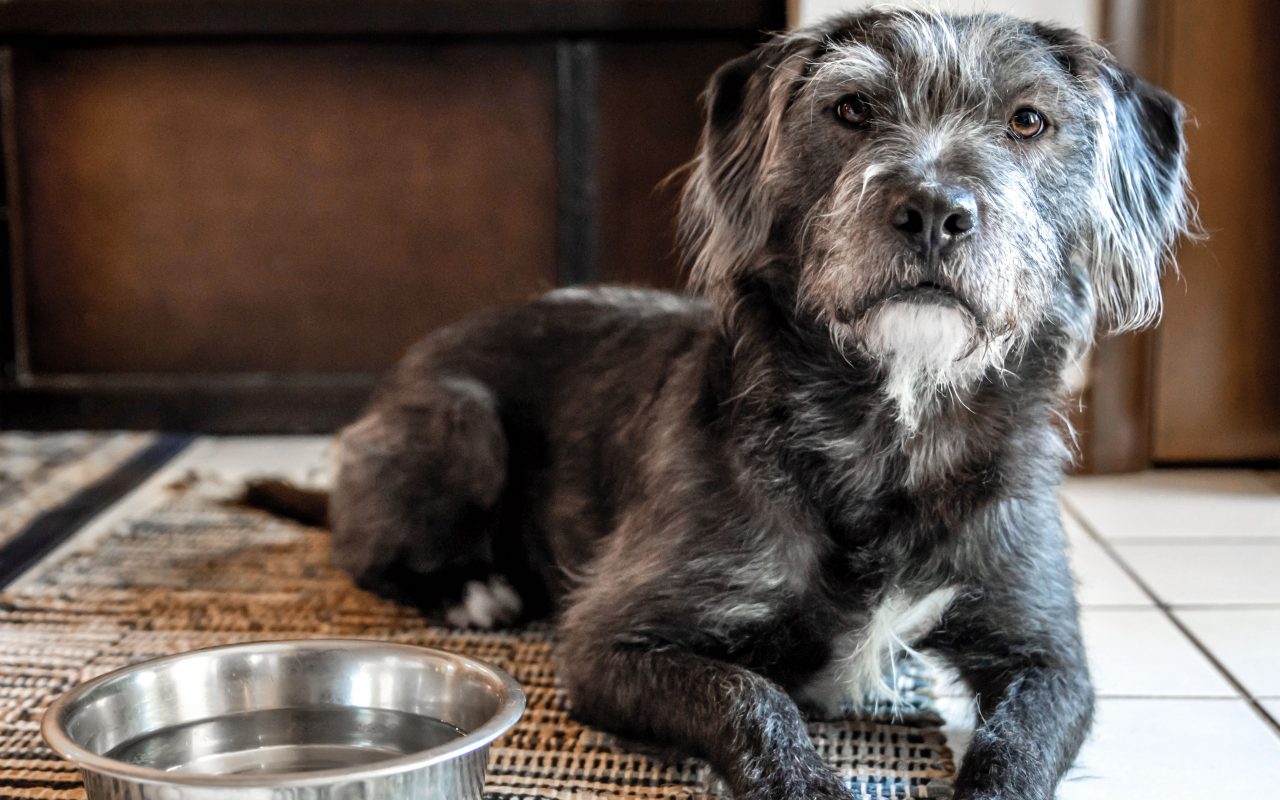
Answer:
(248, 9, 1190, 800)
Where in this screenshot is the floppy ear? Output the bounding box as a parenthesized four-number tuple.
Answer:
(1086, 57, 1193, 333)
(679, 32, 817, 297)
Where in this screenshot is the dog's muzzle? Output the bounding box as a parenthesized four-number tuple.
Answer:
(889, 183, 978, 269)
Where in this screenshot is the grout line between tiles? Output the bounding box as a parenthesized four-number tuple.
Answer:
(1076, 604, 1166, 611)
(1166, 603, 1280, 611)
(1059, 497, 1280, 740)
(1094, 694, 1259, 701)
(1103, 537, 1280, 546)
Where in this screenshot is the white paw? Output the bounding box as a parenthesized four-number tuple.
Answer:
(444, 575, 523, 629)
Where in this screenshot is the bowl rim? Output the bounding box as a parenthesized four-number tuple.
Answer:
(40, 638, 526, 788)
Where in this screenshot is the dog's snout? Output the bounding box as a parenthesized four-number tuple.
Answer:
(890, 185, 979, 263)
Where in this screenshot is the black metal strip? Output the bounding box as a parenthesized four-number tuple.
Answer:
(0, 0, 786, 38)
(555, 39, 599, 286)
(0, 47, 18, 382)
(0, 433, 194, 588)
(0, 223, 13, 382)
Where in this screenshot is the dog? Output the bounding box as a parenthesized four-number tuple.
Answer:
(247, 10, 1190, 799)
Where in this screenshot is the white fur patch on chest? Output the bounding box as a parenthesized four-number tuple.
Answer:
(797, 585, 958, 714)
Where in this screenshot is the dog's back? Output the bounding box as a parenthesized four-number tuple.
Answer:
(386, 286, 711, 421)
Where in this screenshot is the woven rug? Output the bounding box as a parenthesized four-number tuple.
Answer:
(0, 432, 160, 550)
(0, 462, 956, 799)
(0, 432, 194, 588)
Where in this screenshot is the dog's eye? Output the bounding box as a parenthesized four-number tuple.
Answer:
(834, 94, 872, 127)
(1008, 107, 1047, 140)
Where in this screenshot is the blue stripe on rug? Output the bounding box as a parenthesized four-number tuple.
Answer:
(0, 433, 194, 588)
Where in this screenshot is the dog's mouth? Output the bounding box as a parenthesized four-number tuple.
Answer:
(845, 280, 978, 322)
(888, 281, 963, 308)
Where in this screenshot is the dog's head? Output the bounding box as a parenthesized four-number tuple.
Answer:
(681, 10, 1191, 400)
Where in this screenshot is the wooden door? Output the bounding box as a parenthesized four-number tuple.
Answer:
(1149, 0, 1280, 461)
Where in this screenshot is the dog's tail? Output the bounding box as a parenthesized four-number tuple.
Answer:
(239, 478, 330, 528)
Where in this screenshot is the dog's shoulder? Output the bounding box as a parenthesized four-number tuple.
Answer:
(460, 285, 713, 350)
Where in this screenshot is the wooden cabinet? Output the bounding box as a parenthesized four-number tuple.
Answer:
(15, 43, 561, 375)
(0, 0, 782, 430)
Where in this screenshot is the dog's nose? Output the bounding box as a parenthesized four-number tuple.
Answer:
(890, 185, 978, 263)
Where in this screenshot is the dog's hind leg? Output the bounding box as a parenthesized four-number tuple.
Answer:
(330, 376, 519, 627)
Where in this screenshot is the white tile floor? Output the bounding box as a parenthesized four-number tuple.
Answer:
(1024, 469, 1280, 796)
(31, 439, 1280, 797)
(1176, 609, 1280, 697)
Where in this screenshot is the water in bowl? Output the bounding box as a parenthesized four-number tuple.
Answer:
(105, 706, 466, 775)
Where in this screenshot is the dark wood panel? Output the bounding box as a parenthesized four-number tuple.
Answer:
(1071, 0, 1170, 473)
(15, 42, 559, 374)
(595, 40, 746, 288)
(1151, 0, 1280, 460)
(0, 0, 785, 38)
(1072, 335, 1153, 473)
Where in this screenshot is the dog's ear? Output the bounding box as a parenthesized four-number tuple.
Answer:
(1039, 25, 1193, 333)
(1089, 61, 1193, 332)
(680, 32, 817, 296)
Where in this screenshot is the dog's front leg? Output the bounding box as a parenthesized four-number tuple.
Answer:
(927, 596, 1094, 800)
(557, 641, 853, 800)
(954, 659, 1092, 800)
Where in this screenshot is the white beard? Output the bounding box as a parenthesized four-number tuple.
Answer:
(859, 301, 1008, 432)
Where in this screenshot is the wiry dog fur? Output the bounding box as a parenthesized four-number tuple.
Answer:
(249, 10, 1191, 800)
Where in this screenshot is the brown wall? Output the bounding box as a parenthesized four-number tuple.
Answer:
(0, 1, 784, 430)
(1150, 0, 1280, 461)
(17, 43, 560, 375)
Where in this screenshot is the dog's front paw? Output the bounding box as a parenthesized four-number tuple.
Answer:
(738, 773, 855, 800)
(760, 786, 854, 800)
(953, 788, 1049, 800)
(798, 787, 855, 800)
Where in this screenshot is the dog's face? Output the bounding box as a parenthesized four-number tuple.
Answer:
(682, 10, 1190, 404)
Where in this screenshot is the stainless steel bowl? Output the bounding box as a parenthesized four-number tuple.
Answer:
(42, 639, 525, 799)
